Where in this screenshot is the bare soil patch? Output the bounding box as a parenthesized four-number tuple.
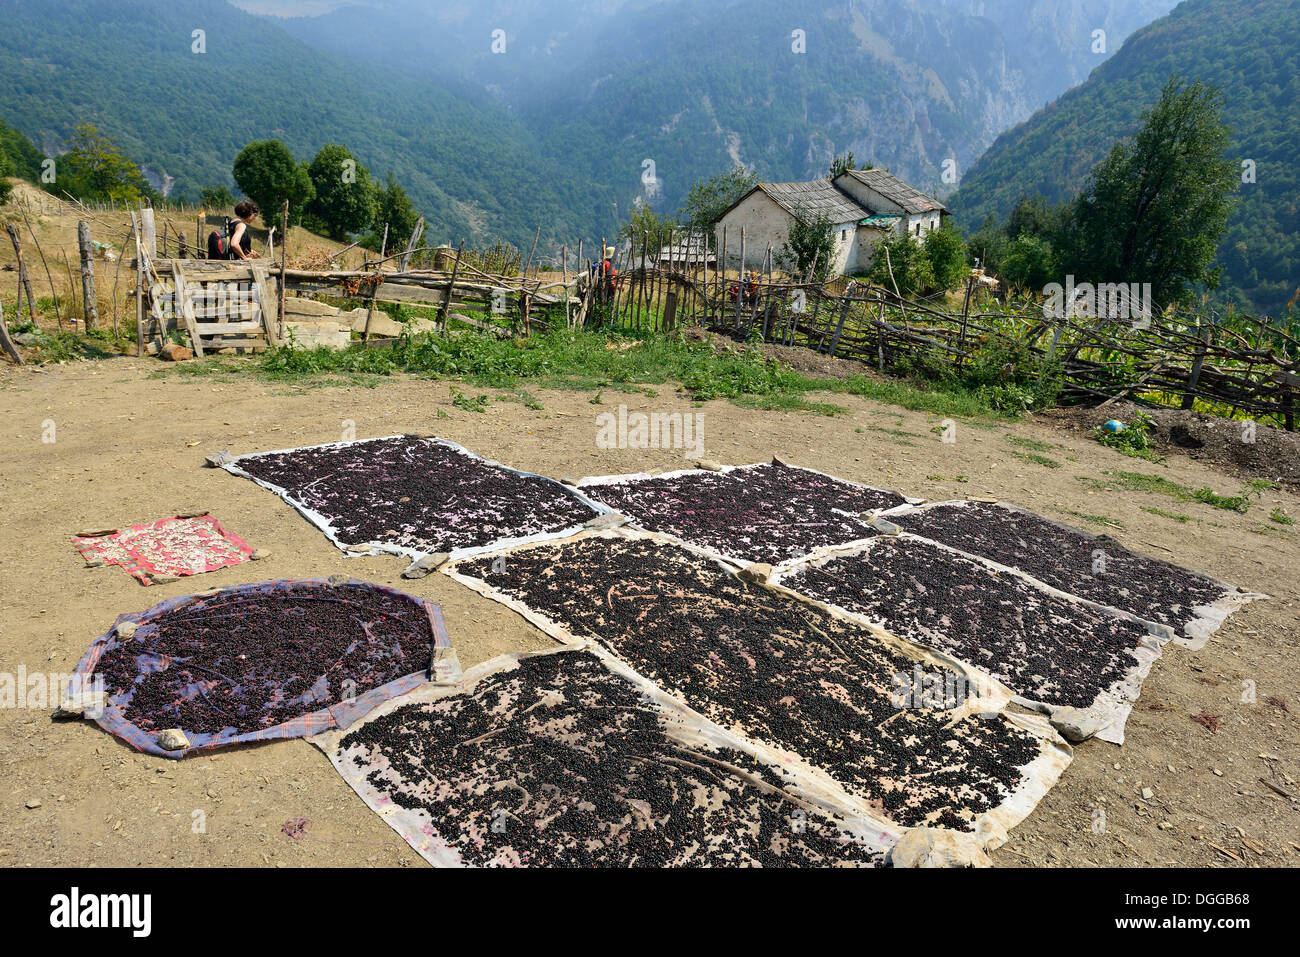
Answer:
(1042, 400, 1300, 491)
(1, 356, 1296, 867)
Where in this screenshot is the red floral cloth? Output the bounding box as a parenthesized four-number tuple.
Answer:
(73, 515, 253, 585)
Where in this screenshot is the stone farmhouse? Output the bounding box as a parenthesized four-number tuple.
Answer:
(714, 168, 948, 275)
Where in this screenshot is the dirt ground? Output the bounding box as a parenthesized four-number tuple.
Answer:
(1, 355, 1296, 868)
(1044, 400, 1300, 492)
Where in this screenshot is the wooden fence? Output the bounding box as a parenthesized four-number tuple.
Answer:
(9, 207, 1294, 431)
(592, 228, 1299, 430)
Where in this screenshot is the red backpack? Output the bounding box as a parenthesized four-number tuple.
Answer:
(206, 218, 233, 260)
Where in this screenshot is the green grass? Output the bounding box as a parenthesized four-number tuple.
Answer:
(156, 326, 1013, 422)
(448, 385, 490, 413)
(1270, 507, 1295, 526)
(1189, 486, 1251, 513)
(1020, 453, 1062, 469)
(1005, 435, 1054, 452)
(14, 330, 130, 363)
(1080, 470, 1189, 497)
(1141, 505, 1197, 523)
(1092, 411, 1164, 462)
(1080, 470, 1265, 514)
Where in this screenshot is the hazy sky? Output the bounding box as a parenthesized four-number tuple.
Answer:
(230, 0, 351, 16)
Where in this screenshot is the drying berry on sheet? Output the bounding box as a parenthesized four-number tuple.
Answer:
(583, 463, 905, 564)
(455, 537, 1045, 831)
(235, 435, 598, 554)
(339, 652, 884, 867)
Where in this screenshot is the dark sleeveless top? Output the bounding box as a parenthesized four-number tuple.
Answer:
(229, 220, 253, 259)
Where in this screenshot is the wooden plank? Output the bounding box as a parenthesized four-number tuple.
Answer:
(250, 265, 277, 345)
(193, 303, 259, 321)
(171, 262, 204, 357)
(139, 209, 157, 259)
(371, 282, 459, 305)
(131, 260, 260, 282)
(202, 336, 267, 348)
(193, 321, 265, 335)
(399, 217, 424, 272)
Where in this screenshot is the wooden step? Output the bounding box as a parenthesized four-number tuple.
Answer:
(194, 321, 265, 335)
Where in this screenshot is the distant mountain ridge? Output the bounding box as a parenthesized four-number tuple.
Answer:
(2, 0, 1179, 253)
(265, 0, 1178, 217)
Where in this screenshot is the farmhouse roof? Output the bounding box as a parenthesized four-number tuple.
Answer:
(836, 168, 947, 214)
(751, 179, 871, 223)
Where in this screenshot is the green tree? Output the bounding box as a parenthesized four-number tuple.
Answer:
(1005, 195, 1066, 242)
(966, 213, 1009, 274)
(1063, 77, 1239, 309)
(304, 144, 377, 241)
(0, 147, 13, 205)
(677, 165, 759, 232)
(867, 231, 934, 296)
(233, 140, 315, 226)
(365, 172, 421, 253)
(1000, 235, 1056, 297)
(199, 185, 237, 209)
(0, 120, 43, 182)
(618, 203, 676, 248)
(778, 206, 836, 281)
(923, 222, 969, 293)
(58, 124, 155, 205)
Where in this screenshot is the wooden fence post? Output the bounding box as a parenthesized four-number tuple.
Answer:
(440, 240, 465, 331)
(1183, 322, 1213, 410)
(0, 291, 24, 365)
(734, 229, 746, 332)
(130, 211, 144, 357)
(718, 225, 727, 320)
(663, 291, 678, 333)
(1275, 371, 1298, 431)
(277, 200, 289, 343)
(956, 276, 973, 368)
(5, 224, 38, 324)
(829, 281, 856, 357)
(77, 221, 99, 331)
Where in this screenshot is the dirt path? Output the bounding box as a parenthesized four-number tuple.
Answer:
(1, 357, 1296, 867)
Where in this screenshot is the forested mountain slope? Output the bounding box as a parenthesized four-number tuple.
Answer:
(949, 0, 1299, 316)
(0, 0, 610, 247)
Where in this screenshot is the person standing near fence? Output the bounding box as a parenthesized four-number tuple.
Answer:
(207, 200, 262, 261)
(600, 245, 618, 302)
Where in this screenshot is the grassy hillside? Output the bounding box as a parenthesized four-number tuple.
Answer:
(949, 0, 1300, 316)
(0, 0, 612, 248)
